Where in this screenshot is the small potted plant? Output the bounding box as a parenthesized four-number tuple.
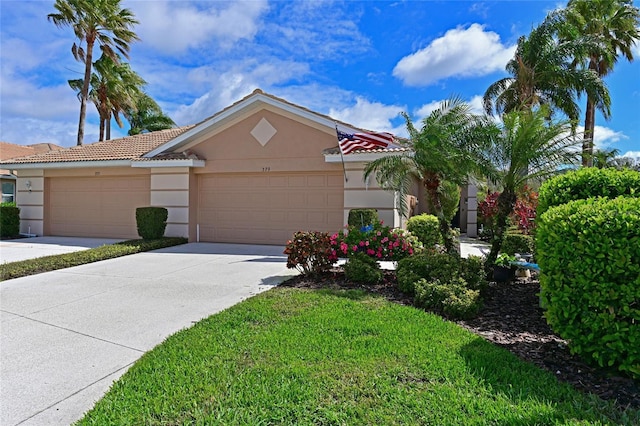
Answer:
(493, 253, 517, 282)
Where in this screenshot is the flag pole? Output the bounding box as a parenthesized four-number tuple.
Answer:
(335, 124, 348, 183)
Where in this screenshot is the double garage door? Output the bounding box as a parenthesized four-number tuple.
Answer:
(48, 176, 149, 239)
(198, 172, 344, 245)
(47, 172, 343, 244)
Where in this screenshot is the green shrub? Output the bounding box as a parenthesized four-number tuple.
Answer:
(538, 167, 640, 216)
(501, 233, 534, 256)
(397, 252, 487, 299)
(396, 252, 460, 295)
(406, 214, 442, 248)
(136, 207, 168, 239)
(414, 277, 481, 320)
(537, 196, 640, 378)
(460, 255, 487, 292)
(343, 252, 382, 284)
(347, 209, 378, 228)
(284, 231, 333, 276)
(0, 237, 187, 281)
(0, 205, 20, 238)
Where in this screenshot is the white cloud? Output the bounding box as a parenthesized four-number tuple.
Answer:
(576, 125, 628, 149)
(622, 151, 640, 159)
(170, 59, 311, 125)
(414, 95, 487, 122)
(129, 0, 268, 55)
(393, 24, 516, 86)
(329, 98, 405, 134)
(0, 117, 100, 148)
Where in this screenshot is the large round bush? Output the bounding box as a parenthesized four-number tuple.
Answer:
(537, 167, 640, 216)
(536, 196, 640, 378)
(406, 214, 441, 248)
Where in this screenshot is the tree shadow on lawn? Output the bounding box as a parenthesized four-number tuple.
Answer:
(458, 338, 635, 425)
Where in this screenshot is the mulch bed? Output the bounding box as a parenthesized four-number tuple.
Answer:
(282, 269, 639, 411)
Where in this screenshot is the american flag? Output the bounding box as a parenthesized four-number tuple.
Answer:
(337, 130, 394, 155)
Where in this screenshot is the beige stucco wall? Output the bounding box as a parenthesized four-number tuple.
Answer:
(188, 109, 342, 176)
(15, 170, 44, 236)
(342, 163, 402, 228)
(150, 167, 190, 238)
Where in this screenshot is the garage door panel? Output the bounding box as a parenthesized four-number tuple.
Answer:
(48, 176, 149, 239)
(198, 172, 343, 244)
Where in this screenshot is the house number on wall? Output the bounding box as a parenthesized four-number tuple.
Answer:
(262, 167, 271, 172)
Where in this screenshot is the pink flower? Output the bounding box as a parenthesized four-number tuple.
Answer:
(352, 245, 358, 252)
(359, 241, 365, 247)
(381, 237, 389, 243)
(367, 249, 375, 255)
(376, 253, 382, 258)
(365, 241, 369, 246)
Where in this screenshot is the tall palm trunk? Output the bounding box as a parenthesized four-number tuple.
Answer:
(78, 37, 95, 146)
(582, 58, 599, 167)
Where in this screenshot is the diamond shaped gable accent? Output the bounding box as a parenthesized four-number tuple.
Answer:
(250, 118, 277, 146)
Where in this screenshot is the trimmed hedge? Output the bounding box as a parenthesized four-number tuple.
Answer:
(538, 167, 640, 215)
(343, 252, 382, 284)
(501, 233, 534, 256)
(284, 231, 333, 276)
(536, 197, 640, 378)
(347, 209, 378, 228)
(0, 237, 187, 281)
(136, 207, 168, 239)
(406, 214, 442, 248)
(0, 205, 20, 238)
(396, 252, 487, 295)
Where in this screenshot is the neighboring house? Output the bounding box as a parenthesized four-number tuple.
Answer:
(0, 90, 477, 242)
(0, 142, 63, 203)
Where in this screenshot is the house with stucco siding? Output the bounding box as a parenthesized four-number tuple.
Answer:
(0, 90, 477, 243)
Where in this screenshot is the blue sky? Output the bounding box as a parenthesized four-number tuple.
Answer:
(1, 0, 638, 158)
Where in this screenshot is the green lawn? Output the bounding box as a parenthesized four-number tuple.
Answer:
(78, 287, 637, 425)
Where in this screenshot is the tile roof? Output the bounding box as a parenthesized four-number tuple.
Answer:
(0, 127, 194, 165)
(0, 142, 37, 161)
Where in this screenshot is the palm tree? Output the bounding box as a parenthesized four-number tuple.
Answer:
(69, 55, 145, 141)
(48, 0, 139, 145)
(125, 93, 175, 136)
(364, 97, 493, 254)
(480, 106, 581, 268)
(561, 0, 640, 167)
(483, 12, 610, 126)
(592, 147, 622, 168)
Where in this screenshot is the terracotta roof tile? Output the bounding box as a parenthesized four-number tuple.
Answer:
(0, 127, 194, 165)
(0, 142, 36, 161)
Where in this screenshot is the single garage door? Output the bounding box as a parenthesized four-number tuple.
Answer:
(48, 176, 150, 238)
(198, 172, 344, 245)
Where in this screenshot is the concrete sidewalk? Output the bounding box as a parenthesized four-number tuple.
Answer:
(0, 237, 123, 264)
(0, 243, 296, 426)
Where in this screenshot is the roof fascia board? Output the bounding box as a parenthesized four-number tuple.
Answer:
(131, 159, 205, 168)
(324, 151, 408, 163)
(2, 160, 132, 170)
(144, 93, 351, 158)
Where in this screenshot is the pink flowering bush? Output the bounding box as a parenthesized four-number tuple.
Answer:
(329, 222, 423, 262)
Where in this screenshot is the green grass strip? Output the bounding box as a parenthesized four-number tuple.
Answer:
(78, 287, 638, 425)
(0, 237, 187, 281)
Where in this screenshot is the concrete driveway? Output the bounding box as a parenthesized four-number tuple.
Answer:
(0, 242, 296, 426)
(1, 237, 123, 264)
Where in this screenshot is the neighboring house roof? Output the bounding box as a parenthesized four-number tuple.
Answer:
(1, 141, 64, 175)
(0, 127, 194, 166)
(1, 142, 38, 161)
